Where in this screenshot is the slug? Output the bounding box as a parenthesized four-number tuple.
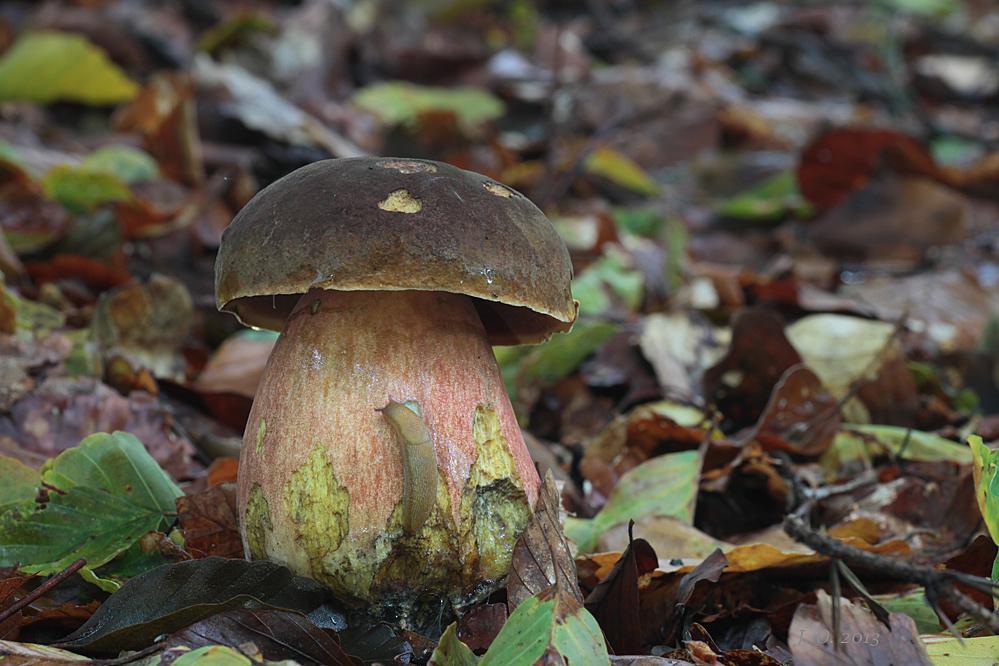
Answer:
(379, 399, 437, 533)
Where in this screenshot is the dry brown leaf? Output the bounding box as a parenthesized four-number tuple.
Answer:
(507, 470, 582, 611)
(176, 482, 243, 559)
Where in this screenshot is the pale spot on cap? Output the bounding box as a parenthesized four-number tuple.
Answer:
(378, 189, 423, 213)
(484, 182, 516, 198)
(376, 159, 439, 174)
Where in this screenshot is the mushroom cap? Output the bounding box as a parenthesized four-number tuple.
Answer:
(215, 157, 577, 345)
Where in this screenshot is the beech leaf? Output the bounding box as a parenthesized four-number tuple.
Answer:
(507, 471, 581, 611)
(57, 557, 325, 651)
(479, 557, 610, 666)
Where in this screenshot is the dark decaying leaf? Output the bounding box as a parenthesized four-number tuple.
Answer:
(166, 609, 359, 666)
(334, 621, 413, 665)
(175, 482, 243, 559)
(702, 309, 802, 431)
(749, 365, 840, 456)
(789, 590, 933, 666)
(584, 525, 658, 655)
(456, 603, 507, 653)
(507, 470, 582, 611)
(56, 557, 325, 652)
(640, 549, 728, 647)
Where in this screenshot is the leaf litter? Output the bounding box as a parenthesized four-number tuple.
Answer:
(1, 0, 999, 663)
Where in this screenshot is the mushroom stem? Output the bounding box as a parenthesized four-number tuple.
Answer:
(238, 288, 540, 615)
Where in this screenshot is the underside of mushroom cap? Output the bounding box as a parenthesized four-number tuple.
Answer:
(215, 157, 577, 345)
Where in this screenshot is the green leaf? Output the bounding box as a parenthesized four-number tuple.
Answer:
(42, 431, 183, 519)
(716, 170, 813, 221)
(971, 435, 999, 548)
(583, 146, 659, 196)
(80, 145, 160, 183)
(879, 589, 943, 634)
(0, 31, 139, 105)
(58, 558, 326, 652)
(923, 635, 999, 665)
(0, 458, 41, 516)
(171, 645, 255, 666)
(429, 622, 479, 666)
(351, 81, 504, 134)
(821, 425, 973, 471)
(565, 449, 701, 553)
(0, 485, 165, 574)
(571, 250, 644, 317)
(43, 164, 134, 213)
(0, 432, 182, 577)
(478, 583, 610, 666)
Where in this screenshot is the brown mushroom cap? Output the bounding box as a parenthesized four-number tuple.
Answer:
(215, 157, 577, 345)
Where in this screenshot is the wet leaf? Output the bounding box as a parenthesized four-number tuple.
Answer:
(640, 549, 727, 646)
(57, 557, 325, 651)
(176, 483, 243, 559)
(456, 604, 507, 654)
(508, 472, 581, 611)
(823, 425, 973, 470)
(796, 128, 940, 211)
(565, 449, 701, 553)
(167, 609, 358, 666)
(703, 308, 802, 431)
(0, 640, 91, 664)
(0, 31, 139, 105)
(751, 365, 840, 456)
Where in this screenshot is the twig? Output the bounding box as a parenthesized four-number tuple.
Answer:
(783, 515, 999, 635)
(0, 558, 87, 624)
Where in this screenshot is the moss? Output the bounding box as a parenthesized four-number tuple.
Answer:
(243, 482, 272, 560)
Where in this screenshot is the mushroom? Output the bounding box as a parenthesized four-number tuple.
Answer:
(215, 157, 576, 624)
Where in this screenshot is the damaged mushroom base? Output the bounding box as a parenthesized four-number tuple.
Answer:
(236, 289, 539, 625)
(243, 403, 531, 625)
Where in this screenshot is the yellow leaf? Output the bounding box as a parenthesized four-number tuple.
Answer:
(583, 146, 660, 196)
(0, 31, 138, 106)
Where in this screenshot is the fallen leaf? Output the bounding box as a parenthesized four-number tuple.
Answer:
(585, 528, 658, 655)
(167, 609, 359, 666)
(0, 31, 138, 105)
(57, 557, 325, 652)
(703, 308, 802, 431)
(788, 589, 933, 665)
(507, 471, 581, 611)
(176, 482, 243, 559)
